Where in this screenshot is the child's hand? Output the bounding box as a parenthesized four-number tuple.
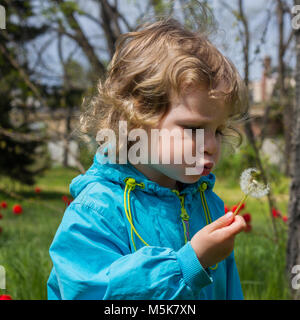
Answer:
(190, 212, 247, 269)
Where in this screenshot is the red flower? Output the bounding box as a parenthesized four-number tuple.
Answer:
(62, 195, 69, 203)
(231, 203, 245, 215)
(0, 201, 7, 209)
(62, 196, 73, 207)
(272, 207, 282, 218)
(242, 213, 252, 223)
(0, 294, 12, 300)
(240, 203, 245, 210)
(272, 207, 278, 217)
(282, 216, 288, 223)
(35, 187, 41, 194)
(0, 213, 3, 219)
(231, 205, 238, 213)
(12, 204, 23, 215)
(224, 205, 229, 214)
(244, 224, 252, 232)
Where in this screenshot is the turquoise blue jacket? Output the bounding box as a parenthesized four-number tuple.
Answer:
(47, 151, 243, 300)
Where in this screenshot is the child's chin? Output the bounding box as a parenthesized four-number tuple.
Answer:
(179, 174, 202, 184)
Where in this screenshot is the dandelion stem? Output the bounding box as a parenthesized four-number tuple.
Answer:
(233, 194, 248, 215)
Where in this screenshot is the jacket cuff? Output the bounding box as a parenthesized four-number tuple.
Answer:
(175, 241, 213, 290)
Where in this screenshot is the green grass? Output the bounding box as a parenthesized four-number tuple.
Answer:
(0, 166, 291, 299)
(0, 167, 79, 300)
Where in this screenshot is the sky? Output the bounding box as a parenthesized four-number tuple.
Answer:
(28, 0, 296, 86)
(211, 0, 295, 81)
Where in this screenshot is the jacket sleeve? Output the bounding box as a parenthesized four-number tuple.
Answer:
(225, 251, 244, 300)
(47, 202, 213, 300)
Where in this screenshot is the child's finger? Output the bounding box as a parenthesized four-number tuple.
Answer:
(208, 211, 234, 231)
(222, 215, 247, 237)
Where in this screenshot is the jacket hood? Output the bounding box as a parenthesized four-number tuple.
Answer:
(70, 151, 216, 199)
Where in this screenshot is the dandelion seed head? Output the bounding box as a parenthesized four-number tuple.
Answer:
(240, 168, 270, 198)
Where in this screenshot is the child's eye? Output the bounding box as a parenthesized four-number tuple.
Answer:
(183, 126, 224, 136)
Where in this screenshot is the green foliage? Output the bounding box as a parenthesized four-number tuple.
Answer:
(214, 143, 256, 185)
(41, 0, 83, 18)
(0, 0, 49, 185)
(59, 1, 81, 15)
(78, 139, 97, 171)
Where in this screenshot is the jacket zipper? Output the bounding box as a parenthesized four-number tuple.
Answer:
(172, 190, 190, 244)
(179, 194, 190, 244)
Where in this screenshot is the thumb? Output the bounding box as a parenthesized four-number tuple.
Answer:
(208, 211, 234, 231)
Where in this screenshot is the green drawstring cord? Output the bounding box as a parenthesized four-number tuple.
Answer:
(123, 177, 149, 251)
(198, 182, 218, 270)
(199, 183, 211, 224)
(123, 177, 218, 270)
(171, 189, 190, 244)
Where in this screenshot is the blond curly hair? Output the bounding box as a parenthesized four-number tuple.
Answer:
(80, 17, 248, 159)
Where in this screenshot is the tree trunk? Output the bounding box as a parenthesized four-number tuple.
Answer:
(238, 0, 278, 240)
(277, 0, 293, 177)
(287, 0, 300, 300)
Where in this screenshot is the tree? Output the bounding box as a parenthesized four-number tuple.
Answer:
(0, 0, 49, 185)
(276, 0, 295, 176)
(287, 0, 300, 300)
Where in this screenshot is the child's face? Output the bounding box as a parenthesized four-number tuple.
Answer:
(141, 83, 231, 187)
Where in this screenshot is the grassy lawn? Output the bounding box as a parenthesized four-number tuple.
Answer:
(0, 166, 291, 300)
(0, 167, 79, 300)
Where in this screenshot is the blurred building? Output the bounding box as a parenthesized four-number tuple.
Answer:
(249, 56, 277, 104)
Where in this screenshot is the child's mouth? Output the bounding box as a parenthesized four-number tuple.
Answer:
(189, 162, 213, 175)
(202, 167, 211, 175)
(202, 163, 214, 175)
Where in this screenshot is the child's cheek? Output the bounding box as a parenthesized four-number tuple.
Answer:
(151, 130, 203, 166)
(181, 135, 201, 166)
(157, 133, 182, 165)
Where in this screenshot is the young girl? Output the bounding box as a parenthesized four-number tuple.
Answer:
(47, 18, 248, 300)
